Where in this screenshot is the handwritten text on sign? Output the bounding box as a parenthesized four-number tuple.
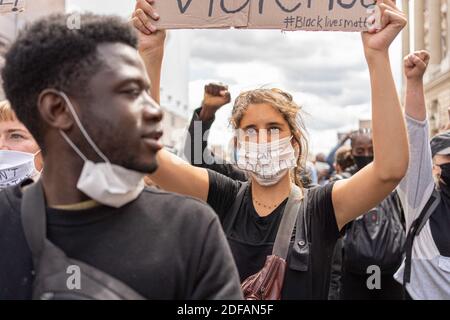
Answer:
(0, 0, 25, 13)
(154, 0, 378, 31)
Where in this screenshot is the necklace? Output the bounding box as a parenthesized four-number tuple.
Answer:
(253, 197, 282, 210)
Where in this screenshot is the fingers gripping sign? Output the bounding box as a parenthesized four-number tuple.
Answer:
(131, 0, 159, 35)
(362, 0, 407, 58)
(130, 0, 166, 58)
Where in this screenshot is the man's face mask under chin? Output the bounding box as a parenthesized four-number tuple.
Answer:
(58, 91, 146, 208)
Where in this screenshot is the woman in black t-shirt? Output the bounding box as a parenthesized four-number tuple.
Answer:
(136, 0, 409, 299)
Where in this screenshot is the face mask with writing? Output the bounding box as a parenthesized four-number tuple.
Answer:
(58, 92, 146, 208)
(236, 136, 297, 186)
(0, 150, 41, 189)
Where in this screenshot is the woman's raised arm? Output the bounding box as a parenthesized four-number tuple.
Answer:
(332, 0, 409, 230)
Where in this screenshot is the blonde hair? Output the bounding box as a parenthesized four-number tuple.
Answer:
(0, 100, 17, 122)
(230, 88, 309, 187)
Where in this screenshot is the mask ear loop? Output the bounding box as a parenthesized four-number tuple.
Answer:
(60, 130, 88, 162)
(58, 92, 110, 166)
(32, 149, 44, 174)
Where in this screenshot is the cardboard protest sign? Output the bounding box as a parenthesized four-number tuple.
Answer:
(154, 0, 378, 32)
(0, 0, 25, 14)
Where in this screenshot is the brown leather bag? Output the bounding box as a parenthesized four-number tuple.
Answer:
(241, 185, 306, 300)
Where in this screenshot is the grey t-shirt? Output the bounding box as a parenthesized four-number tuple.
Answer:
(394, 115, 450, 299)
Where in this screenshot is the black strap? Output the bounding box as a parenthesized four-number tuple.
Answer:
(403, 189, 441, 288)
(295, 188, 310, 245)
(273, 185, 304, 259)
(21, 180, 46, 268)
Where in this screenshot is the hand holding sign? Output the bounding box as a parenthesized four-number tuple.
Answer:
(362, 0, 406, 59)
(131, 0, 166, 57)
(131, 0, 159, 35)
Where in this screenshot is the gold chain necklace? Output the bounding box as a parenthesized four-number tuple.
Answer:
(253, 197, 281, 210)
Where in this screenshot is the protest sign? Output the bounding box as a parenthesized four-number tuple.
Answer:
(0, 0, 25, 13)
(154, 0, 378, 32)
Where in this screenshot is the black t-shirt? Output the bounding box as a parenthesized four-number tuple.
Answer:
(207, 170, 340, 300)
(0, 184, 242, 300)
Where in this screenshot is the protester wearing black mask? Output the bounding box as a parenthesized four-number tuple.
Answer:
(394, 50, 450, 300)
(431, 134, 450, 190)
(348, 131, 374, 173)
(338, 130, 406, 300)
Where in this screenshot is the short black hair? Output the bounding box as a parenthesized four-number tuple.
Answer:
(350, 129, 372, 147)
(2, 13, 138, 146)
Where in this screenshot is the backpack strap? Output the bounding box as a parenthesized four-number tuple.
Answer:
(294, 187, 310, 246)
(403, 189, 441, 289)
(272, 185, 303, 260)
(289, 188, 311, 272)
(21, 180, 46, 270)
(21, 181, 145, 300)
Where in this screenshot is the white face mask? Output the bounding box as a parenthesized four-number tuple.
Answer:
(59, 92, 145, 208)
(0, 150, 41, 189)
(236, 136, 297, 186)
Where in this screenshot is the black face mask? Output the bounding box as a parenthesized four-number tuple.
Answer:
(439, 163, 450, 188)
(353, 155, 374, 171)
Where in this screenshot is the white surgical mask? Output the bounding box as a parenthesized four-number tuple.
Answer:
(236, 136, 297, 186)
(59, 92, 145, 208)
(0, 149, 41, 189)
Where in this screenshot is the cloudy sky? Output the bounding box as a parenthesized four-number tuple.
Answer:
(67, 0, 403, 155)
